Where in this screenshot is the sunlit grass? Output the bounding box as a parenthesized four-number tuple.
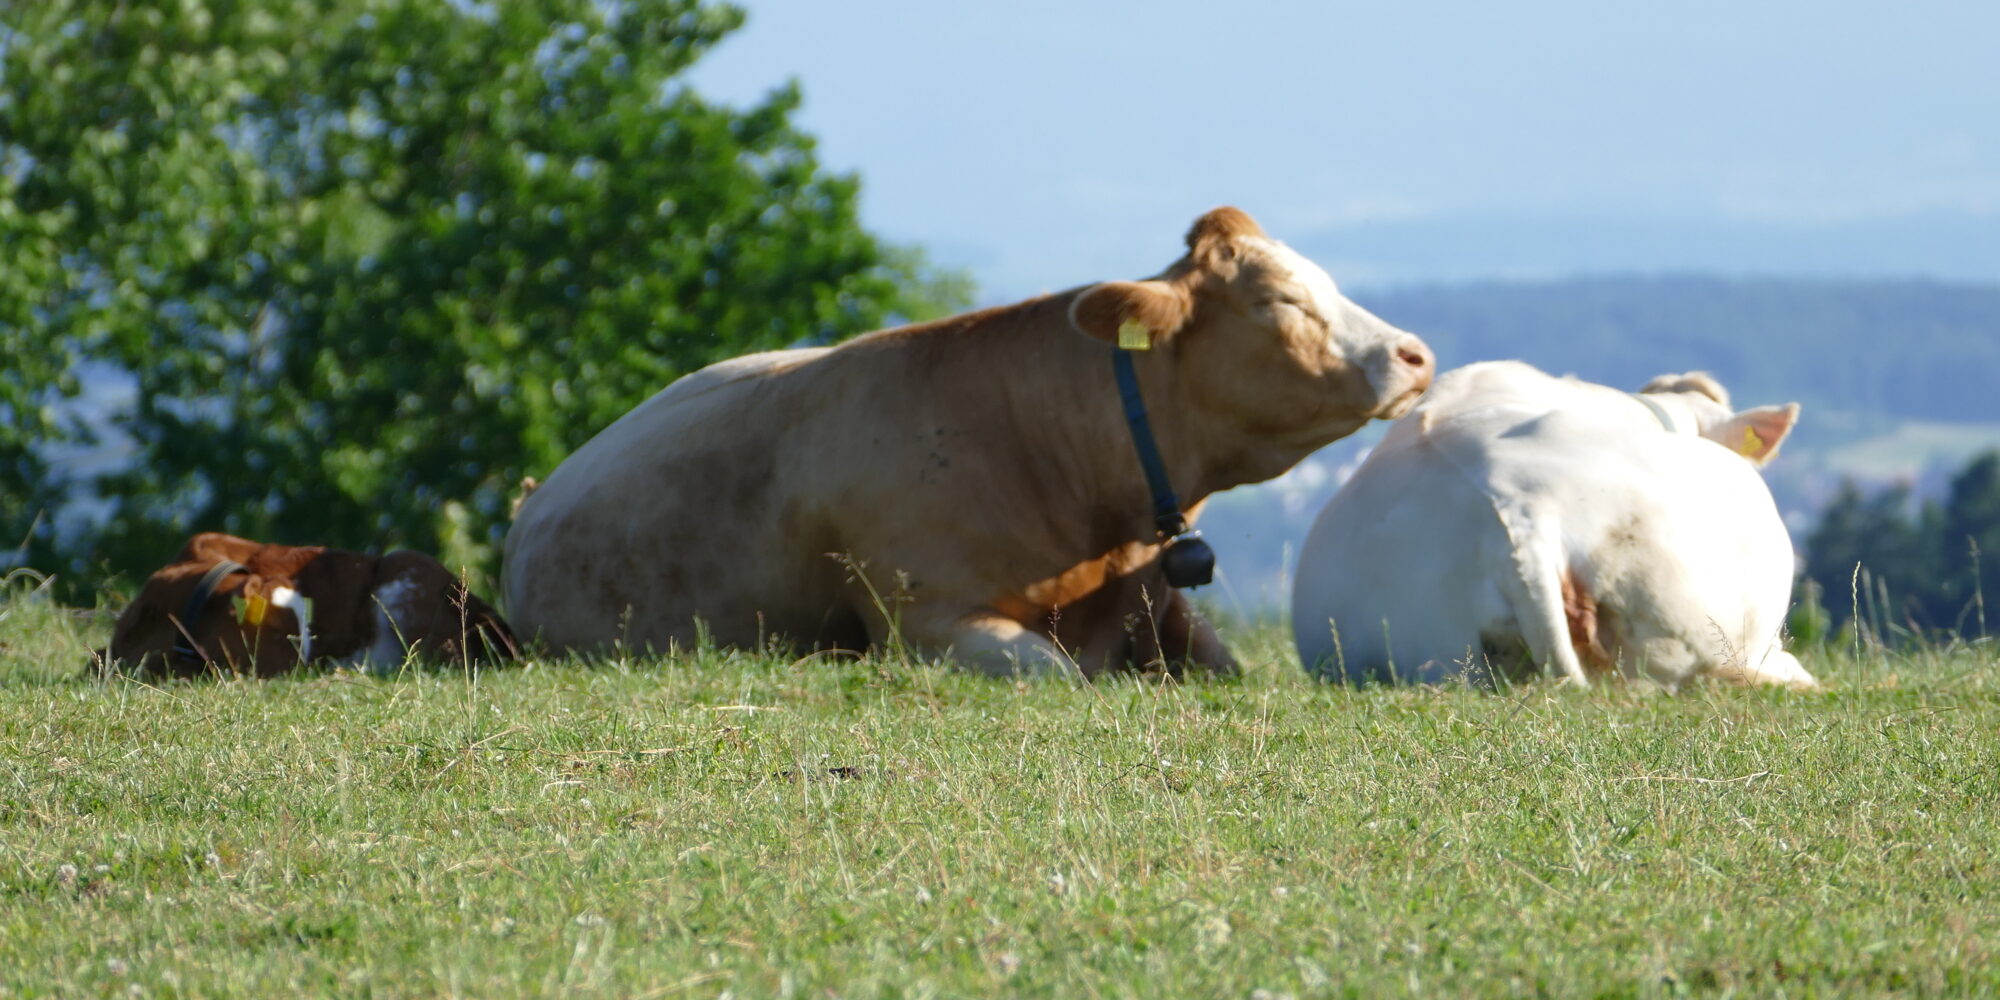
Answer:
(1, 583, 1995, 997)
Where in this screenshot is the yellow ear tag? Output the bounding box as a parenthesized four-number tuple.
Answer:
(234, 593, 270, 627)
(1116, 319, 1151, 351)
(1738, 426, 1764, 457)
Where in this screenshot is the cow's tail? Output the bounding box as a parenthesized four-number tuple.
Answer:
(1499, 520, 1595, 686)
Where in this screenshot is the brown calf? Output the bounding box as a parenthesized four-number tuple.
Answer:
(104, 532, 516, 678)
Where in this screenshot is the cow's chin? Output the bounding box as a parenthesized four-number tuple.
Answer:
(1372, 386, 1427, 421)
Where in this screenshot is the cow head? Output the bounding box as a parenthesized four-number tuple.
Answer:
(1069, 207, 1434, 463)
(105, 562, 310, 678)
(1639, 372, 1801, 466)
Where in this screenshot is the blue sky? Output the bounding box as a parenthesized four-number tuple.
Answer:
(686, 0, 2000, 298)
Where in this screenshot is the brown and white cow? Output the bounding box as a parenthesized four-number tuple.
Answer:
(504, 207, 1434, 677)
(103, 532, 517, 678)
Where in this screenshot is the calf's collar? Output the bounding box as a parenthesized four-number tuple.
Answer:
(171, 559, 245, 665)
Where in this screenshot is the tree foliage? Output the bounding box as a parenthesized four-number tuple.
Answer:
(1800, 450, 2000, 638)
(1, 0, 968, 597)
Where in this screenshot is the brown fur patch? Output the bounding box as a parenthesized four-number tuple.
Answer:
(993, 555, 1118, 625)
(1560, 570, 1617, 675)
(991, 540, 1162, 626)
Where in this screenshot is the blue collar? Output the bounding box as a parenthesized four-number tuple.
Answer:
(171, 558, 246, 665)
(1112, 349, 1215, 588)
(1112, 349, 1187, 537)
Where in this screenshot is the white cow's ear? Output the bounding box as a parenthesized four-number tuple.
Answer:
(1070, 279, 1193, 349)
(1706, 403, 1800, 466)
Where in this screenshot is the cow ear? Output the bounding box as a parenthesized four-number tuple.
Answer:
(1070, 279, 1193, 349)
(1706, 403, 1799, 466)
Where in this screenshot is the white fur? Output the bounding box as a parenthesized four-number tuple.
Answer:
(1260, 238, 1427, 418)
(1291, 360, 1816, 691)
(338, 575, 421, 673)
(267, 586, 312, 662)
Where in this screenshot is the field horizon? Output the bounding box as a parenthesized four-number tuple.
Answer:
(2, 585, 1995, 997)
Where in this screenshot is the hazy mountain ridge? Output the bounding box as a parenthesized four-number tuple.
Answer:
(1358, 274, 2000, 422)
(1200, 275, 2000, 611)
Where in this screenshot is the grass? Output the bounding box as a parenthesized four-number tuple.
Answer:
(2, 585, 1996, 997)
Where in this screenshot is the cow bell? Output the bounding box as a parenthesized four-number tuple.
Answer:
(1161, 532, 1216, 589)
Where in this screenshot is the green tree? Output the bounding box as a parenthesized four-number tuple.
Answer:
(1800, 481, 1937, 634)
(1, 0, 967, 597)
(1934, 450, 2000, 635)
(1800, 451, 2000, 640)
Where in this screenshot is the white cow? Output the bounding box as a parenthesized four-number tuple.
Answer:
(1291, 361, 1817, 691)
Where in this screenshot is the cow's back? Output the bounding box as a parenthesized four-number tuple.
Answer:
(503, 348, 857, 653)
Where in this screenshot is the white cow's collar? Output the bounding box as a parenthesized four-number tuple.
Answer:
(1631, 393, 1681, 434)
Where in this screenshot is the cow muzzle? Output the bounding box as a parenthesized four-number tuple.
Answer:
(1371, 335, 1434, 419)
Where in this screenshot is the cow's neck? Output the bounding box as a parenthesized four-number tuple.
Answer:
(1087, 337, 1316, 534)
(907, 292, 1308, 550)
(1120, 351, 1328, 502)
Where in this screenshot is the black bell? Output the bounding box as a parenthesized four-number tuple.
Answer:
(1161, 532, 1216, 589)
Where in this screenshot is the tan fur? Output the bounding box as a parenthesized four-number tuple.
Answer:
(1640, 371, 1731, 408)
(504, 207, 1432, 676)
(1185, 206, 1266, 252)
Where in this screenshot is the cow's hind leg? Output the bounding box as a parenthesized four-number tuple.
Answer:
(1495, 525, 1594, 687)
(918, 614, 1083, 680)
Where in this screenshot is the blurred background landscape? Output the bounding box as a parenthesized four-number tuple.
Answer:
(4, 0, 1995, 632)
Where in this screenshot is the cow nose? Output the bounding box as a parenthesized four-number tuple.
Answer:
(1395, 339, 1434, 388)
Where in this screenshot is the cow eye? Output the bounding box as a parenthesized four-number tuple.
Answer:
(1265, 299, 1316, 327)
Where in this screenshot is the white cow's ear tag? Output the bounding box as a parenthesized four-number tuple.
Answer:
(1117, 319, 1151, 351)
(1738, 426, 1765, 457)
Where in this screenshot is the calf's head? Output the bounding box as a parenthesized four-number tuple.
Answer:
(105, 563, 310, 678)
(1069, 207, 1434, 464)
(1640, 372, 1801, 466)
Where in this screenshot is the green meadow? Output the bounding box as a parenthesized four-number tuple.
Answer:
(2, 585, 1995, 998)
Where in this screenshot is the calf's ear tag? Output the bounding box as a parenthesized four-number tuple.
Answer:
(1738, 426, 1764, 457)
(1117, 319, 1151, 351)
(233, 593, 270, 627)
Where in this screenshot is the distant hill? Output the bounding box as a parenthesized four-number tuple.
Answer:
(1199, 275, 2000, 612)
(1359, 275, 2000, 423)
